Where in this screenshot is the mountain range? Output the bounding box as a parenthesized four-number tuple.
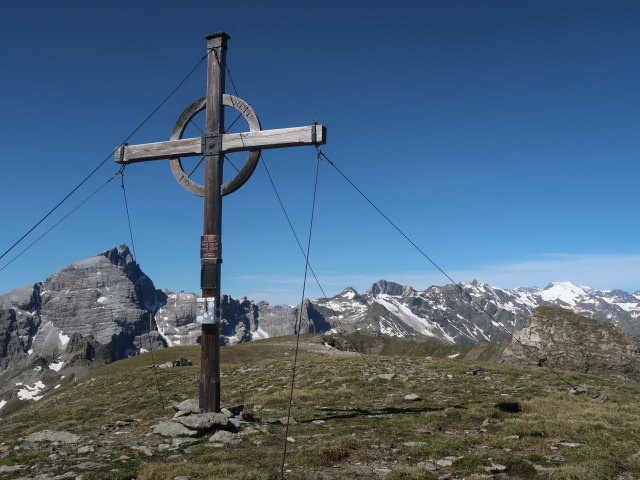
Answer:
(1, 245, 639, 414)
(313, 277, 640, 345)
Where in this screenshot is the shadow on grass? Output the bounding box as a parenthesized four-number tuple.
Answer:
(296, 404, 463, 423)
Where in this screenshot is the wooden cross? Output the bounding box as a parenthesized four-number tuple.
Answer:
(115, 32, 326, 413)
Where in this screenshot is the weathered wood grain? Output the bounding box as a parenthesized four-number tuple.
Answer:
(115, 138, 201, 164)
(222, 125, 326, 152)
(116, 125, 326, 164)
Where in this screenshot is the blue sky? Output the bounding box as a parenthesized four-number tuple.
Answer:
(1, 0, 638, 305)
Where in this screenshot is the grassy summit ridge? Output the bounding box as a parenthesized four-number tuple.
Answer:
(1, 334, 639, 479)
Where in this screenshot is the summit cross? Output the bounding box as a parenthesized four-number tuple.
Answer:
(115, 32, 326, 413)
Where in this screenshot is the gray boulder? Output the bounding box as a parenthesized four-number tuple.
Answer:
(177, 412, 229, 430)
(209, 430, 242, 445)
(23, 430, 80, 444)
(173, 398, 201, 414)
(151, 422, 198, 438)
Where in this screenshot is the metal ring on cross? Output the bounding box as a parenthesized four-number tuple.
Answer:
(169, 94, 262, 197)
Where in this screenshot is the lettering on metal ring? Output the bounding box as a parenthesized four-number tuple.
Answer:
(230, 97, 255, 121)
(176, 102, 202, 132)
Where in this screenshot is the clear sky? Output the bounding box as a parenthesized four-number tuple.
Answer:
(1, 0, 638, 305)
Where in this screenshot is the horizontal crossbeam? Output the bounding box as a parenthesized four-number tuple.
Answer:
(115, 125, 326, 164)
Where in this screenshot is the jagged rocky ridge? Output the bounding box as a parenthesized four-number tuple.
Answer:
(2, 246, 640, 414)
(0, 246, 332, 413)
(155, 279, 640, 349)
(155, 293, 330, 347)
(311, 279, 640, 346)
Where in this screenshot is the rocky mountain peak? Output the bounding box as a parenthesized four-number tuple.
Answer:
(539, 282, 589, 306)
(98, 244, 151, 293)
(100, 244, 135, 269)
(334, 287, 358, 300)
(366, 279, 407, 296)
(401, 285, 415, 296)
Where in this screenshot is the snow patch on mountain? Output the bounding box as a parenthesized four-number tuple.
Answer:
(539, 282, 587, 306)
(252, 327, 270, 340)
(317, 279, 640, 345)
(17, 381, 45, 401)
(49, 361, 65, 372)
(59, 332, 70, 347)
(341, 288, 357, 300)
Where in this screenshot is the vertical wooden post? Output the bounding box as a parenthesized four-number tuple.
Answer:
(113, 32, 327, 415)
(200, 31, 228, 413)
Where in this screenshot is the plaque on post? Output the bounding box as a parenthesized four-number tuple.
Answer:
(196, 298, 217, 324)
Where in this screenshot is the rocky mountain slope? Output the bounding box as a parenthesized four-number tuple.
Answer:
(0, 246, 331, 414)
(311, 279, 640, 346)
(2, 246, 639, 415)
(155, 279, 640, 350)
(154, 293, 329, 347)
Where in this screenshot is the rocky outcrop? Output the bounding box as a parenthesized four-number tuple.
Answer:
(501, 306, 640, 381)
(60, 333, 111, 366)
(0, 284, 41, 372)
(0, 308, 37, 372)
(155, 294, 330, 346)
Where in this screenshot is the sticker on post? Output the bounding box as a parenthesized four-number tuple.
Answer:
(196, 297, 217, 324)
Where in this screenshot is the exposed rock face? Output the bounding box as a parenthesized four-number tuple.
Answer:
(36, 244, 165, 360)
(251, 298, 330, 338)
(0, 245, 167, 414)
(314, 280, 640, 345)
(155, 293, 330, 346)
(314, 281, 529, 345)
(60, 333, 111, 366)
(367, 280, 405, 296)
(501, 306, 640, 381)
(154, 291, 201, 346)
(2, 243, 640, 417)
(0, 284, 41, 372)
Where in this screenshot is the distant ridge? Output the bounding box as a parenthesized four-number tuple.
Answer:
(1, 246, 639, 415)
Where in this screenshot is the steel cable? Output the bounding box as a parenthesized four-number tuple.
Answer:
(280, 153, 321, 479)
(317, 147, 582, 392)
(119, 168, 165, 410)
(0, 53, 208, 263)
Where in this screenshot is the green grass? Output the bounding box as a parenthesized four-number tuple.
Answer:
(332, 331, 475, 357)
(1, 334, 639, 479)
